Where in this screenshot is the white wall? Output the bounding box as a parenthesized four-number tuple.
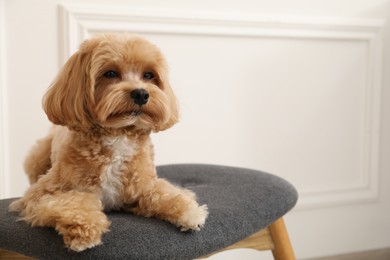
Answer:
(1, 0, 390, 259)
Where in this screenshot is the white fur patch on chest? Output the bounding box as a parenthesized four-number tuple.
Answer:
(100, 135, 137, 210)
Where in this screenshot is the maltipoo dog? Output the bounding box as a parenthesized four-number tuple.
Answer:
(9, 33, 208, 252)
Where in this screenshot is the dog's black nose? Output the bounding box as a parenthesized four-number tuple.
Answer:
(131, 89, 149, 105)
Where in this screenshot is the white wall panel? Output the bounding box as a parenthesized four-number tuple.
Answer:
(60, 3, 384, 209)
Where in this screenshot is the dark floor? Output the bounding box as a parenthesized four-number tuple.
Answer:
(309, 248, 390, 260)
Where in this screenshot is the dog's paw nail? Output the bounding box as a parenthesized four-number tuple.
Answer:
(180, 225, 200, 232)
(180, 226, 189, 232)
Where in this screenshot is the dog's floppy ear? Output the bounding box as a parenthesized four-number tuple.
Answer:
(155, 68, 180, 132)
(43, 40, 96, 127)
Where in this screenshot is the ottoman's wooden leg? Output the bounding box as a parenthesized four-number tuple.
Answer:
(269, 218, 296, 260)
(0, 249, 34, 259)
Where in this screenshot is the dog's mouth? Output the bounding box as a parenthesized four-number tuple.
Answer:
(102, 110, 143, 128)
(108, 110, 142, 119)
(102, 107, 158, 129)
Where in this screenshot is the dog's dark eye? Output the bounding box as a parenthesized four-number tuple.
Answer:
(103, 70, 119, 78)
(143, 72, 154, 80)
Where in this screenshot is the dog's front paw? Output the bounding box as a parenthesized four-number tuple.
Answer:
(57, 216, 110, 252)
(63, 227, 103, 252)
(178, 204, 208, 232)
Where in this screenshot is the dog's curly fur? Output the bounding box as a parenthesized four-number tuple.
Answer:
(9, 34, 208, 252)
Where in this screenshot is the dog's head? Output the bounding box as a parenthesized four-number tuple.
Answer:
(43, 34, 179, 132)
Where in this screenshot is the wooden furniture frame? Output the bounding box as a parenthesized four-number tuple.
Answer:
(199, 218, 295, 260)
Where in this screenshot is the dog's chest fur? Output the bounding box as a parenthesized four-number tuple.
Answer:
(100, 135, 137, 210)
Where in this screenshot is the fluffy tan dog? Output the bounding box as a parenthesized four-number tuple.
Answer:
(9, 34, 208, 252)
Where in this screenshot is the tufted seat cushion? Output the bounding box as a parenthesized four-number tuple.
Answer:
(0, 164, 298, 260)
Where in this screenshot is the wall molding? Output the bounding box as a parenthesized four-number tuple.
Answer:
(0, 0, 10, 199)
(58, 3, 385, 209)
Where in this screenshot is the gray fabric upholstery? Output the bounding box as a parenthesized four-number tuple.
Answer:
(0, 164, 298, 260)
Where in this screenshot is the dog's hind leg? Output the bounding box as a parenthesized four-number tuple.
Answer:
(23, 132, 53, 184)
(10, 190, 111, 252)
